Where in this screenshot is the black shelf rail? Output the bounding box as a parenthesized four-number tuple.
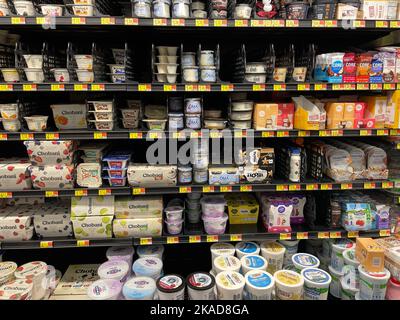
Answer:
(0, 82, 398, 92)
(1, 17, 399, 30)
(0, 180, 395, 199)
(1, 128, 398, 141)
(0, 229, 391, 250)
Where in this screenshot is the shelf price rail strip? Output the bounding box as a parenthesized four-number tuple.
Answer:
(0, 229, 391, 250)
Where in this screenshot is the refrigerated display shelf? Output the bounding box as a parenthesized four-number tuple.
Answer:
(0, 180, 395, 199)
(0, 229, 391, 250)
(0, 82, 397, 92)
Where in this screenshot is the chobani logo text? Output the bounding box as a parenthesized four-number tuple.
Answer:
(81, 223, 102, 227)
(61, 111, 83, 115)
(0, 174, 17, 179)
(40, 176, 63, 181)
(37, 151, 62, 156)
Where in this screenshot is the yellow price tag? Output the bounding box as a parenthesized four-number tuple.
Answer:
(240, 185, 252, 192)
(382, 181, 394, 189)
(314, 83, 327, 90)
(221, 84, 234, 91)
(20, 133, 34, 141)
(101, 17, 115, 25)
(353, 20, 365, 28)
(277, 131, 289, 137)
(198, 84, 210, 92)
(148, 132, 162, 139)
(74, 190, 88, 197)
(138, 84, 151, 91)
(51, 84, 64, 91)
(167, 237, 179, 244)
(179, 187, 192, 194)
(214, 19, 227, 27)
(230, 234, 243, 241)
(129, 132, 143, 139)
(171, 18, 185, 26)
(93, 132, 107, 139)
(164, 84, 176, 91)
(318, 232, 330, 239)
(185, 84, 198, 91)
(325, 20, 337, 27)
(77, 240, 90, 247)
(132, 188, 146, 195)
(298, 130, 310, 137)
(357, 83, 369, 90)
(341, 183, 352, 190)
(189, 235, 201, 243)
(190, 131, 201, 138)
(252, 84, 265, 91)
(376, 20, 388, 28)
(0, 192, 12, 199)
(0, 133, 7, 140)
(289, 184, 301, 191)
(0, 84, 13, 91)
(384, 83, 396, 90)
(45, 133, 59, 140)
(251, 20, 266, 27)
(91, 84, 105, 91)
(286, 19, 299, 27)
(74, 84, 88, 91)
(296, 232, 309, 240)
(319, 130, 329, 137)
(153, 18, 167, 26)
(23, 84, 37, 91)
(71, 17, 86, 24)
(11, 17, 25, 24)
(207, 235, 219, 242)
(312, 20, 325, 27)
(220, 186, 232, 192)
(280, 233, 291, 240)
(210, 131, 222, 138)
(377, 129, 388, 136)
(347, 231, 359, 238)
(272, 20, 284, 27)
(273, 84, 286, 91)
(98, 189, 111, 196)
(380, 230, 391, 237)
(234, 19, 248, 27)
(40, 241, 53, 248)
(36, 17, 46, 24)
(45, 191, 59, 198)
(331, 130, 343, 136)
(370, 83, 382, 90)
(360, 129, 371, 136)
(172, 132, 185, 139)
(306, 184, 318, 191)
(276, 185, 288, 191)
(364, 182, 376, 189)
(140, 238, 152, 245)
(195, 19, 209, 27)
(320, 184, 332, 190)
(297, 84, 310, 91)
(262, 131, 275, 137)
(390, 129, 399, 136)
(202, 186, 215, 193)
(390, 21, 400, 28)
(124, 18, 139, 25)
(330, 231, 342, 239)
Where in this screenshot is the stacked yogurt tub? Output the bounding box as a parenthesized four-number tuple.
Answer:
(108, 48, 127, 83)
(22, 53, 45, 83)
(164, 198, 185, 235)
(229, 99, 254, 130)
(154, 46, 180, 84)
(182, 49, 217, 83)
(102, 150, 132, 187)
(132, 0, 192, 19)
(191, 0, 207, 18)
(65, 0, 97, 17)
(245, 61, 268, 84)
(73, 53, 94, 83)
(120, 100, 141, 130)
(87, 100, 115, 131)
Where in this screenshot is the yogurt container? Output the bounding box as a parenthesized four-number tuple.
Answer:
(210, 243, 235, 263)
(164, 206, 184, 221)
(123, 276, 156, 300)
(235, 242, 260, 259)
(202, 213, 228, 235)
(156, 274, 185, 300)
(87, 279, 123, 300)
(240, 255, 268, 275)
(301, 267, 331, 300)
(132, 257, 163, 280)
(274, 270, 304, 300)
(200, 196, 226, 217)
(216, 271, 245, 300)
(165, 219, 184, 235)
(186, 272, 216, 300)
(343, 248, 360, 268)
(341, 266, 360, 300)
(358, 265, 390, 300)
(260, 242, 286, 274)
(245, 270, 274, 300)
(14, 261, 48, 300)
(279, 240, 300, 266)
(292, 253, 320, 273)
(330, 239, 355, 272)
(106, 246, 135, 266)
(328, 265, 343, 299)
(0, 279, 33, 300)
(98, 260, 130, 283)
(137, 245, 164, 260)
(213, 255, 241, 275)
(0, 261, 17, 286)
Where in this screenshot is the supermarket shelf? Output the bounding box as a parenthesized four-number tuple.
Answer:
(0, 229, 391, 250)
(0, 180, 395, 199)
(0, 82, 398, 92)
(0, 17, 398, 30)
(1, 128, 398, 141)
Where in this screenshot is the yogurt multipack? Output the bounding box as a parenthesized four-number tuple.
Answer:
(33, 202, 73, 238)
(113, 217, 162, 238)
(0, 158, 32, 191)
(114, 196, 163, 219)
(29, 165, 74, 190)
(24, 141, 75, 166)
(0, 205, 34, 241)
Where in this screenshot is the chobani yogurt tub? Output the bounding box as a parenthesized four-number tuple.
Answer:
(292, 253, 320, 273)
(186, 272, 216, 300)
(213, 255, 241, 275)
(14, 261, 48, 300)
(274, 270, 304, 300)
(210, 243, 235, 262)
(137, 245, 164, 260)
(235, 242, 260, 259)
(244, 270, 274, 300)
(106, 246, 135, 266)
(98, 259, 130, 283)
(123, 276, 156, 300)
(87, 279, 123, 300)
(301, 267, 331, 300)
(0, 279, 33, 300)
(156, 274, 185, 300)
(240, 255, 268, 275)
(216, 271, 246, 300)
(132, 257, 163, 280)
(0, 261, 17, 285)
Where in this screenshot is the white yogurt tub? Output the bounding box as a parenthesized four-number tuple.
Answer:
(210, 243, 235, 263)
(1, 68, 20, 83)
(279, 240, 300, 266)
(14, 0, 36, 16)
(216, 271, 245, 300)
(341, 272, 359, 300)
(213, 255, 241, 275)
(245, 270, 274, 300)
(74, 55, 93, 70)
(14, 261, 48, 300)
(132, 257, 163, 280)
(358, 265, 390, 300)
(164, 206, 184, 221)
(39, 4, 64, 16)
(106, 246, 135, 266)
(240, 255, 268, 275)
(186, 272, 216, 300)
(137, 245, 164, 260)
(87, 279, 123, 300)
(0, 261, 17, 286)
(76, 69, 94, 82)
(123, 276, 156, 300)
(301, 267, 331, 300)
(201, 196, 226, 217)
(1, 118, 21, 132)
(274, 270, 304, 300)
(328, 265, 343, 299)
(260, 241, 286, 274)
(0, 279, 33, 300)
(24, 68, 44, 82)
(330, 239, 355, 272)
(343, 248, 360, 268)
(52, 68, 70, 82)
(24, 116, 48, 132)
(98, 259, 130, 283)
(235, 241, 260, 259)
(23, 55, 43, 69)
(292, 253, 320, 273)
(156, 274, 185, 300)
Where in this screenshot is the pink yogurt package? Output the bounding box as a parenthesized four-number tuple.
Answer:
(262, 199, 293, 233)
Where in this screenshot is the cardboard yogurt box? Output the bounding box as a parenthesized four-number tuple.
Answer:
(29, 165, 74, 190)
(114, 196, 163, 219)
(0, 158, 32, 191)
(24, 141, 75, 166)
(34, 203, 73, 238)
(0, 205, 35, 241)
(113, 217, 163, 238)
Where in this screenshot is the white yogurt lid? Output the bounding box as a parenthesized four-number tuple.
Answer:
(216, 271, 245, 290)
(156, 274, 185, 293)
(214, 256, 241, 270)
(210, 243, 235, 256)
(274, 270, 304, 287)
(123, 276, 156, 299)
(98, 260, 129, 281)
(15, 261, 47, 279)
(137, 245, 164, 258)
(133, 257, 163, 276)
(0, 279, 33, 300)
(245, 270, 274, 289)
(187, 272, 215, 291)
(235, 242, 260, 254)
(106, 246, 135, 260)
(358, 265, 391, 280)
(87, 279, 122, 300)
(301, 268, 331, 285)
(292, 253, 320, 268)
(260, 242, 285, 254)
(241, 255, 267, 270)
(0, 262, 17, 279)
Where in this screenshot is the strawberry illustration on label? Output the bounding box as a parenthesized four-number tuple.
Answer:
(7, 166, 14, 171)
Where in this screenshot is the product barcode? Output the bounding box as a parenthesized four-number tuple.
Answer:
(372, 257, 381, 266)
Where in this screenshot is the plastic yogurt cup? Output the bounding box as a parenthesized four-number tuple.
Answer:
(202, 214, 228, 235)
(260, 242, 286, 274)
(200, 197, 226, 217)
(132, 257, 163, 280)
(328, 265, 343, 298)
(330, 239, 355, 272)
(216, 271, 245, 300)
(14, 261, 48, 301)
(240, 255, 268, 275)
(210, 243, 235, 263)
(164, 206, 184, 221)
(186, 272, 216, 300)
(137, 245, 164, 260)
(98, 260, 130, 283)
(0, 261, 17, 285)
(235, 242, 261, 259)
(106, 246, 135, 266)
(274, 270, 304, 300)
(213, 255, 241, 275)
(301, 267, 332, 300)
(123, 276, 156, 300)
(245, 270, 274, 300)
(279, 240, 300, 266)
(342, 248, 360, 269)
(341, 269, 360, 300)
(292, 253, 320, 273)
(156, 274, 185, 300)
(87, 279, 123, 300)
(358, 265, 390, 300)
(0, 279, 33, 300)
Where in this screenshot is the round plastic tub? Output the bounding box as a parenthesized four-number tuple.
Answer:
(202, 213, 228, 235)
(106, 246, 135, 266)
(132, 257, 163, 280)
(235, 242, 261, 259)
(328, 265, 343, 298)
(0, 279, 33, 300)
(213, 255, 241, 275)
(240, 255, 268, 275)
(216, 271, 245, 300)
(98, 259, 130, 283)
(156, 274, 185, 300)
(122, 276, 156, 300)
(301, 267, 332, 300)
(341, 273, 359, 300)
(186, 272, 216, 300)
(292, 253, 320, 273)
(260, 242, 286, 274)
(87, 279, 122, 300)
(210, 243, 235, 263)
(279, 240, 300, 266)
(165, 219, 184, 235)
(274, 270, 304, 300)
(0, 261, 17, 286)
(343, 248, 360, 268)
(358, 265, 390, 300)
(14, 261, 48, 300)
(330, 239, 354, 272)
(137, 245, 164, 260)
(200, 197, 226, 217)
(164, 206, 184, 221)
(244, 270, 274, 300)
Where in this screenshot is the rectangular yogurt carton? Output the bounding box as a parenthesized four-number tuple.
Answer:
(114, 196, 163, 219)
(29, 165, 74, 190)
(70, 215, 114, 239)
(34, 203, 73, 238)
(0, 159, 32, 191)
(24, 141, 75, 166)
(0, 205, 35, 241)
(113, 217, 163, 238)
